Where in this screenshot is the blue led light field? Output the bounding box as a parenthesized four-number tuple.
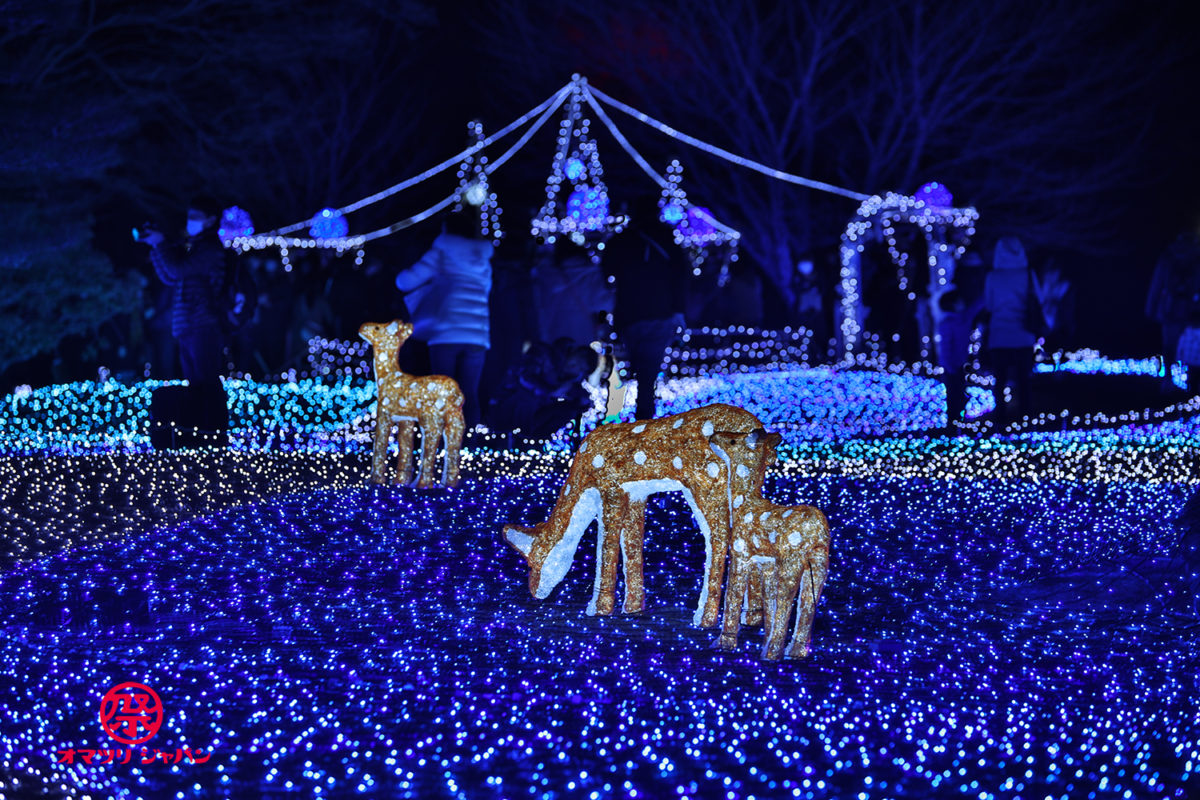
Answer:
(0, 363, 1198, 798)
(0, 471, 1196, 799)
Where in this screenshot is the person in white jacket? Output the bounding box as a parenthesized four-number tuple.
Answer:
(396, 210, 494, 429)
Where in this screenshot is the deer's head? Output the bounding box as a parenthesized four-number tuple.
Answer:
(503, 484, 602, 600)
(358, 319, 413, 351)
(709, 428, 781, 499)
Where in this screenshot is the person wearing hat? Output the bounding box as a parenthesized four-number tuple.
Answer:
(139, 197, 229, 390)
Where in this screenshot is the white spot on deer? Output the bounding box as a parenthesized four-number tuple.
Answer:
(580, 440, 588, 453)
(706, 462, 719, 479)
(435, 397, 445, 410)
(633, 424, 646, 434)
(564, 483, 572, 495)
(783, 509, 794, 518)
(672, 456, 683, 469)
(592, 454, 605, 469)
(768, 529, 778, 543)
(732, 539, 747, 554)
(386, 321, 398, 335)
(743, 511, 754, 524)
(736, 464, 750, 478)
(672, 418, 684, 429)
(733, 494, 744, 508)
(788, 531, 804, 546)
(634, 451, 646, 465)
(760, 511, 771, 521)
(702, 421, 714, 437)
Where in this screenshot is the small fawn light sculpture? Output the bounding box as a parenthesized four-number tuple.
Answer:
(709, 429, 830, 660)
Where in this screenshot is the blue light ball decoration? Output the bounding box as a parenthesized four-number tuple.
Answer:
(564, 157, 587, 182)
(565, 188, 609, 230)
(916, 181, 953, 209)
(218, 206, 254, 244)
(660, 202, 686, 225)
(309, 207, 349, 240)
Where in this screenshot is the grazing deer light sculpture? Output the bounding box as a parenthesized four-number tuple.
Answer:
(502, 403, 770, 627)
(358, 320, 465, 489)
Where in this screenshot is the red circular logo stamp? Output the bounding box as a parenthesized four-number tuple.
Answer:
(99, 682, 163, 745)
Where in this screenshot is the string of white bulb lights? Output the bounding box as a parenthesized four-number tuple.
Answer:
(243, 75, 873, 252)
(231, 75, 978, 359)
(233, 84, 571, 253)
(248, 84, 572, 241)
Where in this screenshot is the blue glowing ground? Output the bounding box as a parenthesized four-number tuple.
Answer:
(2, 465, 1198, 799)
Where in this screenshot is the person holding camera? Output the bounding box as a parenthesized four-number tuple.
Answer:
(137, 198, 229, 390)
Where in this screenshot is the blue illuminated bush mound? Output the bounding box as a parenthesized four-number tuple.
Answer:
(0, 369, 991, 455)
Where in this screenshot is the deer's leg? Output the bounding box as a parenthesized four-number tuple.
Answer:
(717, 548, 750, 650)
(691, 482, 729, 628)
(621, 497, 647, 614)
(370, 405, 391, 485)
(394, 419, 415, 485)
(588, 489, 627, 616)
(786, 546, 828, 660)
(414, 414, 440, 489)
(745, 567, 765, 627)
(763, 559, 798, 661)
(441, 406, 465, 488)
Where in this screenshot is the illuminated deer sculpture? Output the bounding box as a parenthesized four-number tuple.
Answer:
(359, 320, 465, 489)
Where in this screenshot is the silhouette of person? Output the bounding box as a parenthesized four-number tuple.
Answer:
(935, 259, 985, 432)
(983, 236, 1038, 426)
(602, 196, 689, 420)
(396, 208, 494, 429)
(140, 197, 228, 390)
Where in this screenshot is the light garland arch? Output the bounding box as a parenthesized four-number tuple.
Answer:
(225, 74, 977, 362)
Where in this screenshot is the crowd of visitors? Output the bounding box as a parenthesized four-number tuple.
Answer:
(56, 195, 1198, 443)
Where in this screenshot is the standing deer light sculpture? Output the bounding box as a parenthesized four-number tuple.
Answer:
(359, 320, 465, 489)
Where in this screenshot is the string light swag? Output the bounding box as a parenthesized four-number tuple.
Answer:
(226, 84, 570, 259)
(659, 159, 740, 279)
(531, 77, 628, 256)
(456, 121, 503, 242)
(220, 74, 980, 331)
